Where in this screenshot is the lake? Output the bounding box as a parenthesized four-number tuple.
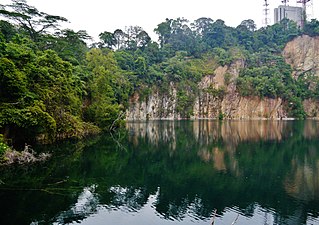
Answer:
(0, 120, 319, 225)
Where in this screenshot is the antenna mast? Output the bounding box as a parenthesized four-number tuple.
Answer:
(263, 0, 270, 26)
(297, 0, 311, 28)
(282, 0, 289, 19)
(282, 0, 289, 6)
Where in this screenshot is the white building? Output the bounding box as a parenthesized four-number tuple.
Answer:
(274, 5, 303, 27)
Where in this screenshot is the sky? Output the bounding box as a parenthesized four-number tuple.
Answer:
(2, 0, 319, 42)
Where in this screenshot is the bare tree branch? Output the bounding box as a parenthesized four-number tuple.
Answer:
(211, 209, 217, 225)
(231, 214, 239, 225)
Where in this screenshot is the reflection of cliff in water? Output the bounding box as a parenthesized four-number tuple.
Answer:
(284, 148, 319, 202)
(127, 121, 295, 174)
(1, 121, 319, 225)
(125, 120, 319, 223)
(128, 121, 177, 151)
(127, 120, 319, 144)
(127, 120, 303, 151)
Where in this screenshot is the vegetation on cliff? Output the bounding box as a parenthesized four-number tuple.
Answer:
(1, 0, 319, 153)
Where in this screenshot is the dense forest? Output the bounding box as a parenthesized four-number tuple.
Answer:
(1, 0, 319, 156)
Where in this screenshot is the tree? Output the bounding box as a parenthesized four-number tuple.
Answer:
(239, 19, 256, 32)
(304, 19, 319, 36)
(136, 30, 151, 49)
(99, 31, 116, 49)
(84, 48, 131, 129)
(0, 0, 68, 41)
(42, 29, 91, 65)
(191, 17, 214, 36)
(0, 20, 17, 41)
(125, 26, 142, 50)
(202, 19, 237, 49)
(0, 57, 27, 102)
(0, 36, 87, 143)
(113, 29, 127, 50)
(154, 18, 172, 47)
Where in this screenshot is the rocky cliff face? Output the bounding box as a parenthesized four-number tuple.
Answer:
(283, 35, 319, 79)
(283, 35, 319, 118)
(126, 35, 319, 121)
(127, 83, 179, 120)
(193, 59, 288, 119)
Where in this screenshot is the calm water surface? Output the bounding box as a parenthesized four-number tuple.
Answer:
(1, 120, 319, 225)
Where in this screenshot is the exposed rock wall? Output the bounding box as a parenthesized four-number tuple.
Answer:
(126, 35, 319, 121)
(283, 35, 319, 118)
(126, 66, 288, 120)
(303, 99, 319, 118)
(193, 59, 287, 119)
(126, 83, 179, 120)
(283, 35, 319, 79)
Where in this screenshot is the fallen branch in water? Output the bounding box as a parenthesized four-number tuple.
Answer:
(1, 144, 51, 165)
(110, 131, 127, 152)
(231, 214, 239, 225)
(211, 209, 217, 225)
(47, 180, 68, 186)
(210, 210, 239, 225)
(109, 111, 125, 132)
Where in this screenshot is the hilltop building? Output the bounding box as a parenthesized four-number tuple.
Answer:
(274, 5, 303, 27)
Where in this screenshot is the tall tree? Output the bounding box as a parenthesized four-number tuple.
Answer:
(136, 30, 151, 49)
(154, 18, 172, 47)
(99, 31, 116, 49)
(44, 29, 91, 65)
(0, 0, 67, 41)
(113, 29, 126, 50)
(191, 17, 214, 36)
(238, 19, 257, 32)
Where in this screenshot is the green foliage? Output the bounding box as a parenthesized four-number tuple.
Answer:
(176, 82, 197, 118)
(0, 57, 27, 102)
(83, 48, 131, 130)
(218, 111, 224, 120)
(236, 51, 313, 118)
(0, 20, 17, 41)
(0, 0, 68, 41)
(138, 87, 152, 103)
(286, 96, 306, 119)
(160, 51, 211, 83)
(1, 1, 319, 146)
(0, 31, 96, 144)
(0, 134, 9, 156)
(304, 19, 319, 36)
(84, 102, 122, 130)
(212, 48, 233, 66)
(0, 103, 56, 137)
(224, 73, 232, 86)
(39, 29, 90, 65)
(204, 85, 227, 99)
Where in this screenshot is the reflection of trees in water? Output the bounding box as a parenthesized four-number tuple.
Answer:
(284, 148, 319, 202)
(2, 121, 319, 224)
(127, 120, 319, 147)
(125, 120, 319, 224)
(303, 120, 319, 139)
(52, 185, 99, 224)
(107, 186, 149, 211)
(127, 121, 177, 152)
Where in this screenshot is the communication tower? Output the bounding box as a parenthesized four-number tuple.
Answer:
(297, 0, 311, 28)
(263, 0, 270, 26)
(281, 0, 289, 20)
(282, 0, 289, 6)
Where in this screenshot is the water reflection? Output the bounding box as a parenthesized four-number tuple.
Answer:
(53, 185, 99, 224)
(0, 121, 319, 225)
